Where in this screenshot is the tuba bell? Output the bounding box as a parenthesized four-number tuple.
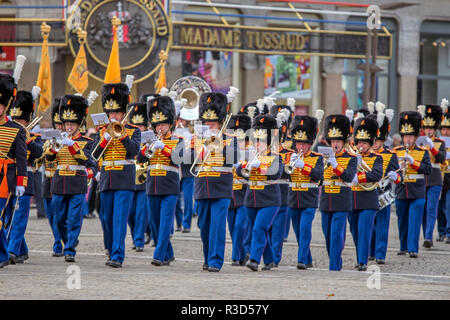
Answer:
(170, 76, 212, 110)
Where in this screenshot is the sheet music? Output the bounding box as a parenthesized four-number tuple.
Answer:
(40, 129, 62, 140)
(91, 113, 110, 126)
(140, 130, 156, 144)
(318, 146, 334, 157)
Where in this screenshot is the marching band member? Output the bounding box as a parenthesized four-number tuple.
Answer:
(0, 72, 28, 268)
(437, 102, 449, 243)
(193, 90, 238, 272)
(394, 111, 432, 258)
(367, 103, 400, 264)
(418, 104, 447, 249)
(42, 97, 64, 257)
(236, 113, 283, 272)
(138, 94, 183, 266)
(320, 113, 357, 271)
(269, 98, 294, 267)
(47, 93, 97, 263)
(175, 104, 197, 233)
(127, 102, 149, 252)
(92, 82, 141, 268)
(348, 116, 383, 271)
(227, 112, 251, 266)
(286, 111, 324, 270)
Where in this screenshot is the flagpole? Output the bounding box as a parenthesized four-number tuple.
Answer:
(36, 22, 52, 115)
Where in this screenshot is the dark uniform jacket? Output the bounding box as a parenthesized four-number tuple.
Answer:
(351, 152, 383, 211)
(24, 133, 43, 195)
(278, 147, 291, 207)
(92, 123, 141, 192)
(137, 132, 183, 196)
(193, 133, 238, 200)
(0, 116, 28, 195)
(47, 133, 96, 195)
(424, 136, 446, 187)
(319, 149, 358, 212)
(236, 151, 283, 208)
(286, 150, 324, 209)
(394, 145, 432, 200)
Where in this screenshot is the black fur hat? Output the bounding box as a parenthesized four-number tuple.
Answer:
(291, 115, 319, 145)
(353, 116, 379, 145)
(251, 113, 278, 145)
(59, 94, 88, 124)
(101, 83, 130, 113)
(324, 114, 351, 144)
(199, 92, 229, 123)
(51, 96, 62, 128)
(0, 74, 17, 110)
(9, 90, 34, 122)
(129, 102, 148, 127)
(239, 102, 260, 121)
(139, 93, 160, 103)
(148, 95, 176, 127)
(228, 112, 252, 141)
(441, 100, 450, 129)
(399, 111, 422, 136)
(422, 104, 443, 129)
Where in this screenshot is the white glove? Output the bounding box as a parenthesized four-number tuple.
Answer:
(61, 137, 75, 146)
(404, 154, 414, 164)
(294, 158, 305, 169)
(249, 159, 261, 169)
(103, 132, 111, 141)
(352, 174, 359, 184)
(290, 153, 299, 163)
(153, 140, 165, 150)
(387, 171, 399, 182)
(95, 172, 101, 182)
(425, 137, 434, 149)
(356, 155, 362, 167)
(15, 186, 25, 197)
(327, 156, 338, 169)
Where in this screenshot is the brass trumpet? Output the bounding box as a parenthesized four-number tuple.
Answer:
(91, 107, 133, 162)
(135, 161, 149, 185)
(241, 150, 262, 178)
(144, 132, 163, 159)
(346, 143, 379, 191)
(285, 150, 304, 175)
(190, 113, 232, 177)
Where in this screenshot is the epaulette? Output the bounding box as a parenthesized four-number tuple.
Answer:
(285, 147, 296, 153)
(417, 145, 427, 151)
(126, 123, 139, 129)
(31, 133, 42, 137)
(393, 146, 404, 151)
(310, 151, 321, 156)
(82, 135, 94, 141)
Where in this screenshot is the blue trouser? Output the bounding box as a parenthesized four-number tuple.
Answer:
(44, 198, 63, 254)
(321, 211, 347, 271)
(422, 186, 442, 241)
(148, 194, 178, 262)
(369, 205, 391, 260)
(0, 196, 14, 263)
(246, 206, 279, 265)
(270, 205, 289, 265)
(348, 209, 377, 265)
(128, 191, 148, 248)
(284, 215, 291, 239)
(437, 189, 450, 237)
(396, 198, 426, 254)
(181, 177, 194, 229)
(100, 190, 133, 263)
(196, 198, 230, 269)
(227, 206, 249, 262)
(53, 194, 84, 257)
(6, 195, 31, 256)
(289, 207, 315, 265)
(82, 195, 89, 217)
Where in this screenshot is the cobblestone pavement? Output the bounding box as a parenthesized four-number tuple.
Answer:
(1, 208, 449, 300)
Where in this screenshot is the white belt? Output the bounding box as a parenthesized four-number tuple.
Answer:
(431, 163, 441, 169)
(102, 160, 135, 166)
(404, 174, 424, 180)
(233, 178, 248, 185)
(248, 180, 278, 187)
(148, 164, 179, 174)
(57, 165, 87, 171)
(323, 181, 355, 187)
(195, 166, 233, 173)
(276, 179, 290, 184)
(289, 182, 319, 189)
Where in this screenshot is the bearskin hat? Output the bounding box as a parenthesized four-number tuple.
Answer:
(0, 74, 17, 110)
(51, 96, 62, 128)
(9, 90, 35, 122)
(101, 83, 130, 114)
(199, 92, 229, 123)
(147, 95, 176, 127)
(59, 94, 88, 124)
(251, 113, 278, 146)
(228, 112, 252, 141)
(353, 116, 379, 145)
(128, 102, 148, 127)
(421, 104, 443, 129)
(291, 115, 319, 145)
(399, 111, 422, 136)
(324, 114, 351, 144)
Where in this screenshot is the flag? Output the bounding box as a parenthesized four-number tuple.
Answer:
(104, 23, 121, 83)
(36, 34, 52, 112)
(68, 42, 88, 94)
(154, 63, 166, 94)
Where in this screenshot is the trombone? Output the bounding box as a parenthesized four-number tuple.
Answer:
(144, 132, 163, 159)
(285, 150, 304, 175)
(91, 107, 133, 162)
(189, 113, 232, 177)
